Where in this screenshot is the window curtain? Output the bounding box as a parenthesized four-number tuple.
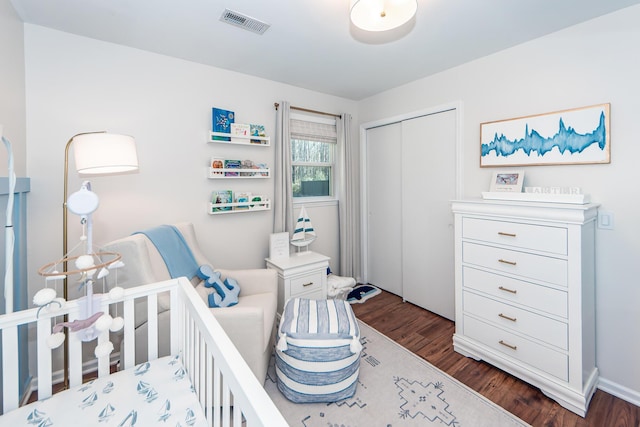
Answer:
(274, 101, 294, 234)
(337, 114, 361, 280)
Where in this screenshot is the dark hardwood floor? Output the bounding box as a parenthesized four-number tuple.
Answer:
(350, 289, 640, 427)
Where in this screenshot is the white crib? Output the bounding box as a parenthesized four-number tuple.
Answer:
(0, 277, 288, 426)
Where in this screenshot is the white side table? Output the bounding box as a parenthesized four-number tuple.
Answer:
(266, 252, 330, 313)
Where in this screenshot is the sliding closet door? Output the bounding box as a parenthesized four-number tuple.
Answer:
(365, 123, 403, 296)
(401, 110, 456, 320)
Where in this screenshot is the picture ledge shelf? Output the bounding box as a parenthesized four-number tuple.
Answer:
(208, 199, 271, 215)
(209, 132, 270, 146)
(481, 192, 591, 204)
(208, 168, 270, 179)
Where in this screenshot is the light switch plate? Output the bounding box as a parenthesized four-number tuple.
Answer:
(597, 211, 614, 230)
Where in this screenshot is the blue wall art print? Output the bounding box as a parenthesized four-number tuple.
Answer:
(480, 103, 610, 167)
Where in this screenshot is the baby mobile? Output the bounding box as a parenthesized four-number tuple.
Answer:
(35, 181, 126, 358)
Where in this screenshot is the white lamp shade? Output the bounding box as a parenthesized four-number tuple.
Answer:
(350, 0, 417, 32)
(73, 133, 138, 175)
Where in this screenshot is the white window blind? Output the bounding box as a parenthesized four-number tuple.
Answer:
(290, 119, 337, 144)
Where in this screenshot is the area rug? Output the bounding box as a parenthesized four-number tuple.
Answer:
(264, 321, 530, 427)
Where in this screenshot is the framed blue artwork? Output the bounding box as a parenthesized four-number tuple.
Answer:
(480, 103, 610, 167)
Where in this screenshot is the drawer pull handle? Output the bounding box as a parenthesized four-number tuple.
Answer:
(498, 232, 516, 237)
(302, 282, 314, 287)
(498, 313, 517, 322)
(498, 259, 517, 266)
(499, 340, 517, 351)
(498, 286, 517, 294)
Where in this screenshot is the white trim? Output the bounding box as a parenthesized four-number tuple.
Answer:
(293, 198, 338, 208)
(598, 377, 640, 407)
(359, 101, 464, 284)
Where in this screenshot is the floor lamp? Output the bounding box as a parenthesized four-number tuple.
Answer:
(61, 131, 138, 387)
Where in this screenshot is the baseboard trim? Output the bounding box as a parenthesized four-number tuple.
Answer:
(598, 377, 640, 407)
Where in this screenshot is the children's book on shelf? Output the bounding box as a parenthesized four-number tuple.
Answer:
(235, 192, 252, 210)
(231, 123, 251, 142)
(250, 194, 267, 208)
(250, 124, 266, 144)
(212, 108, 234, 141)
(211, 190, 233, 211)
(256, 162, 268, 176)
(240, 159, 255, 176)
(224, 159, 241, 176)
(211, 157, 224, 176)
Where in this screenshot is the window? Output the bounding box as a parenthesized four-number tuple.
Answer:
(290, 115, 337, 198)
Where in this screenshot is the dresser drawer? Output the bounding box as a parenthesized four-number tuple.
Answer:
(290, 271, 323, 296)
(463, 242, 567, 287)
(463, 267, 568, 317)
(293, 288, 325, 302)
(463, 291, 567, 349)
(464, 316, 568, 381)
(462, 217, 567, 255)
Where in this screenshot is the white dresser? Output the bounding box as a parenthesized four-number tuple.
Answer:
(451, 199, 598, 416)
(266, 252, 329, 313)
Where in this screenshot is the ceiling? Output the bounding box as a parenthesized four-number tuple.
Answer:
(11, 0, 640, 100)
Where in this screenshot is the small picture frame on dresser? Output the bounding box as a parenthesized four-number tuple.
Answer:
(269, 232, 290, 259)
(489, 169, 525, 192)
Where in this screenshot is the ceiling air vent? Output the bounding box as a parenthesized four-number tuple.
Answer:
(220, 9, 270, 35)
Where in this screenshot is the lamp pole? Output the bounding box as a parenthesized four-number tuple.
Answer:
(61, 131, 105, 389)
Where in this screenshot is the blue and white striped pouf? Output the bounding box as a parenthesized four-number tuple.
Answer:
(275, 298, 363, 403)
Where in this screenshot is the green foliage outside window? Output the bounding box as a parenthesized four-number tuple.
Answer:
(292, 139, 333, 197)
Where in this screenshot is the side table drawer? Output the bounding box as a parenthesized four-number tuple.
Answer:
(464, 316, 568, 381)
(294, 288, 325, 302)
(290, 271, 323, 297)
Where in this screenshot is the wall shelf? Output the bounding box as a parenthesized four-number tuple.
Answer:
(208, 167, 270, 179)
(209, 132, 270, 146)
(208, 199, 271, 215)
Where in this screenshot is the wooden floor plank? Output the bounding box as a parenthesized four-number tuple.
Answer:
(351, 290, 640, 427)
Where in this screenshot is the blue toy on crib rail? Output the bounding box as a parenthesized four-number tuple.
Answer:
(197, 265, 240, 308)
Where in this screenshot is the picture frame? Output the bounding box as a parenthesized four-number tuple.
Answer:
(489, 170, 525, 192)
(269, 232, 290, 259)
(480, 103, 610, 167)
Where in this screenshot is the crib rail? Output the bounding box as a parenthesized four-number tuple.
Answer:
(0, 277, 287, 426)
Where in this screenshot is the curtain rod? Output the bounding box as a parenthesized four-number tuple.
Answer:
(274, 102, 340, 118)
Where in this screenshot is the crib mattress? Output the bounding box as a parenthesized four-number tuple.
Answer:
(2, 355, 206, 426)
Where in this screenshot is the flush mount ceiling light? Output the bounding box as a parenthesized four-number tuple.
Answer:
(350, 0, 418, 32)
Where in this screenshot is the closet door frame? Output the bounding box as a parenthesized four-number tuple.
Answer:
(360, 101, 464, 285)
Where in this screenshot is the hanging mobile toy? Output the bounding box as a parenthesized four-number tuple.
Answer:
(36, 181, 125, 355)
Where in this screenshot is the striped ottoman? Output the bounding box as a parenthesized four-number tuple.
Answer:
(275, 298, 362, 403)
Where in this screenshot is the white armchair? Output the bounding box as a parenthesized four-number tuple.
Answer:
(102, 222, 277, 384)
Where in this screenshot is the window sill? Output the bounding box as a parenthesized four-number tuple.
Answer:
(293, 197, 338, 208)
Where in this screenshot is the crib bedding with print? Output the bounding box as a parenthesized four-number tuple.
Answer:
(0, 277, 287, 426)
(1, 355, 205, 426)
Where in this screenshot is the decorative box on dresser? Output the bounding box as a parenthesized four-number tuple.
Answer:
(451, 199, 598, 417)
(266, 252, 329, 314)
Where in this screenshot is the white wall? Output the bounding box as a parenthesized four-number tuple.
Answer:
(0, 0, 26, 175)
(358, 5, 640, 403)
(23, 25, 357, 306)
